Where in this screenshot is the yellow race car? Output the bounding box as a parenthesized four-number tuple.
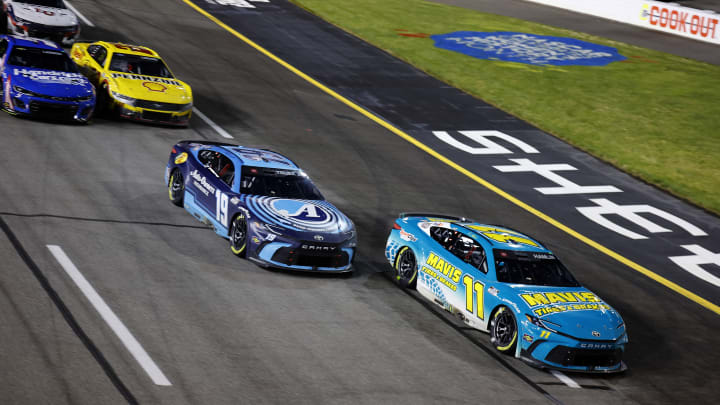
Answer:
(70, 41, 192, 126)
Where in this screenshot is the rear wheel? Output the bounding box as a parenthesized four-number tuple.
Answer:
(229, 213, 247, 257)
(393, 246, 417, 289)
(490, 307, 518, 353)
(168, 169, 184, 206)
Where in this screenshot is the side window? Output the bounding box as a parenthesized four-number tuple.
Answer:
(197, 150, 235, 187)
(88, 45, 107, 66)
(430, 226, 487, 273)
(216, 154, 235, 187)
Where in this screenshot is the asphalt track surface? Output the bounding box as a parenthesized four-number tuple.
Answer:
(1, 0, 719, 404)
(435, 0, 720, 65)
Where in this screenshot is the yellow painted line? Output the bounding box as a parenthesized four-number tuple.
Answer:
(181, 0, 720, 316)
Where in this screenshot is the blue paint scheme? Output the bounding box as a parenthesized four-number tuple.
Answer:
(166, 141, 356, 272)
(386, 214, 627, 373)
(431, 31, 626, 66)
(0, 35, 95, 122)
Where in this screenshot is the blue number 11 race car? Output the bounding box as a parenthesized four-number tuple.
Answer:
(165, 141, 357, 272)
(386, 213, 628, 373)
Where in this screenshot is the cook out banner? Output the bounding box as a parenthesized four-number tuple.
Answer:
(525, 0, 720, 45)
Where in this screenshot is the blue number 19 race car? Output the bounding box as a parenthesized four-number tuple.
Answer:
(165, 141, 357, 272)
(386, 213, 627, 373)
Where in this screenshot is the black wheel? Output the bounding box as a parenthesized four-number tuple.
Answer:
(229, 213, 247, 257)
(0, 11, 7, 35)
(490, 307, 518, 353)
(96, 82, 110, 115)
(393, 247, 417, 289)
(168, 169, 184, 206)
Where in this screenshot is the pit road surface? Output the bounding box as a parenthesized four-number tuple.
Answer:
(1, 0, 718, 404)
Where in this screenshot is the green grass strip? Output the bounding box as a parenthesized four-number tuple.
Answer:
(293, 0, 720, 215)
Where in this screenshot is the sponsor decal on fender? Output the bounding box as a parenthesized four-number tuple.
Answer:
(189, 169, 216, 196)
(425, 252, 462, 283)
(399, 229, 417, 242)
(174, 152, 188, 164)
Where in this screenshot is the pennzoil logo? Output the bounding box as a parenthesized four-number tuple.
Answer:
(143, 81, 167, 92)
(111, 73, 180, 86)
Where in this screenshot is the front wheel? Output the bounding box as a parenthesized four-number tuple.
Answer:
(393, 246, 417, 289)
(490, 307, 518, 353)
(229, 213, 247, 257)
(168, 169, 184, 206)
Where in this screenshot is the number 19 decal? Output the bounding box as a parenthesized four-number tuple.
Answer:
(215, 190, 228, 225)
(462, 274, 484, 320)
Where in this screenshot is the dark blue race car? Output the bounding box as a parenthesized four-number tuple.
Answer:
(165, 141, 357, 272)
(0, 35, 94, 122)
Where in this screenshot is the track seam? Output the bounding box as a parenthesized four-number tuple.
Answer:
(0, 217, 138, 405)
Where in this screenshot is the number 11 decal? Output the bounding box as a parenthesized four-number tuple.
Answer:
(462, 274, 484, 320)
(215, 190, 228, 226)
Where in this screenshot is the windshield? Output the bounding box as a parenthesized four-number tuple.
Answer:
(20, 0, 65, 8)
(240, 167, 324, 200)
(8, 47, 76, 72)
(494, 249, 580, 287)
(108, 53, 173, 78)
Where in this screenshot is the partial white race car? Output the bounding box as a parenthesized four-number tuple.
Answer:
(2, 0, 80, 46)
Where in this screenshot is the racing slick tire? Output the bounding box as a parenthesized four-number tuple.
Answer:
(490, 306, 518, 354)
(229, 213, 247, 257)
(393, 246, 418, 289)
(168, 169, 184, 206)
(96, 82, 111, 116)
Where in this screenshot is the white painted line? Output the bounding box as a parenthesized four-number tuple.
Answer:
(64, 1, 96, 27)
(47, 245, 172, 386)
(550, 370, 581, 389)
(192, 107, 234, 139)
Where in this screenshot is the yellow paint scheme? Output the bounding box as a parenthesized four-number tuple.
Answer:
(466, 225, 540, 248)
(70, 41, 193, 124)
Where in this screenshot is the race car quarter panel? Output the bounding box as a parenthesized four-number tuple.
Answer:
(166, 141, 357, 272)
(71, 41, 192, 126)
(3, 0, 80, 46)
(1, 35, 95, 122)
(386, 213, 627, 373)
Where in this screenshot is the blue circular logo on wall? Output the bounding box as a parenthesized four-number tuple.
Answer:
(430, 31, 626, 66)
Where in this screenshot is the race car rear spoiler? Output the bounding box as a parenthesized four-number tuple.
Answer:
(179, 140, 238, 147)
(399, 212, 473, 222)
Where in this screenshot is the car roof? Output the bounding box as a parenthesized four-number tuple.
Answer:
(219, 146, 299, 170)
(404, 214, 549, 253)
(99, 42, 160, 58)
(4, 35, 64, 51)
(457, 222, 549, 253)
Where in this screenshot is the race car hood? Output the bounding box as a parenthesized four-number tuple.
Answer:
(244, 196, 355, 240)
(509, 286, 625, 340)
(12, 3, 78, 26)
(109, 74, 191, 103)
(10, 67, 93, 98)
